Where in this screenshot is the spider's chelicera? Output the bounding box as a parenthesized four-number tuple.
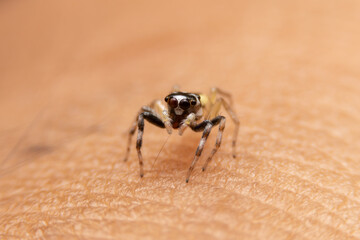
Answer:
(124, 87, 240, 183)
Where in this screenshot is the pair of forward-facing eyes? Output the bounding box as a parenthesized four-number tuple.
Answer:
(164, 96, 198, 110)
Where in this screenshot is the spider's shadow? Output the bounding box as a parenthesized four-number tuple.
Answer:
(148, 130, 215, 172)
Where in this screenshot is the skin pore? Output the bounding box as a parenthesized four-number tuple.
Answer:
(1, 1, 360, 239)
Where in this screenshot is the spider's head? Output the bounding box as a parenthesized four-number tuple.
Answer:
(164, 92, 201, 116)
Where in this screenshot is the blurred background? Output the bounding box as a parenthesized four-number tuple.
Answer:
(1, 0, 359, 172)
(1, 0, 360, 239)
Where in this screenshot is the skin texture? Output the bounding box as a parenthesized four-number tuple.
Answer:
(1, 1, 360, 239)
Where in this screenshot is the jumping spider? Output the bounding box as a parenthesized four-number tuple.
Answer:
(124, 87, 240, 183)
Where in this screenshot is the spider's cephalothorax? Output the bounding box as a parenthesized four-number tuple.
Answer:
(124, 87, 240, 183)
(164, 92, 202, 129)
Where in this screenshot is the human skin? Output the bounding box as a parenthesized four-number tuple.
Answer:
(1, 0, 360, 239)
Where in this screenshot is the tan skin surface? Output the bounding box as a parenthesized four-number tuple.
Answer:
(1, 1, 360, 239)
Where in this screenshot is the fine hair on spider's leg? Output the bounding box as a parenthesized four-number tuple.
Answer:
(186, 115, 226, 183)
(136, 111, 165, 178)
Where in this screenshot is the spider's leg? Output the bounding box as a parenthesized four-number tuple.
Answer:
(123, 118, 138, 162)
(123, 106, 154, 162)
(202, 116, 226, 171)
(136, 111, 165, 177)
(209, 87, 240, 158)
(220, 98, 240, 158)
(186, 119, 215, 183)
(210, 87, 234, 105)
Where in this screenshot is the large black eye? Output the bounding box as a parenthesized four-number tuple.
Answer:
(179, 99, 190, 109)
(190, 99, 196, 105)
(164, 96, 169, 102)
(169, 98, 178, 108)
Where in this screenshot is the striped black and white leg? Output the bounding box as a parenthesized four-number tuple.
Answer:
(123, 106, 154, 162)
(202, 116, 226, 171)
(186, 121, 213, 183)
(136, 111, 165, 178)
(186, 116, 225, 182)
